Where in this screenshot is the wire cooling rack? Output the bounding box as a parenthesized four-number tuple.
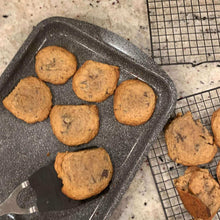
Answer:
(146, 0, 220, 66)
(148, 87, 220, 219)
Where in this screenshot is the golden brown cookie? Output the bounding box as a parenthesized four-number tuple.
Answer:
(72, 60, 119, 102)
(113, 79, 156, 126)
(174, 167, 220, 219)
(165, 111, 217, 166)
(2, 76, 52, 123)
(211, 108, 220, 147)
(35, 46, 77, 84)
(50, 105, 99, 146)
(54, 148, 113, 200)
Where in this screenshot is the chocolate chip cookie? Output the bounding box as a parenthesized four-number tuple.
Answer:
(35, 46, 77, 84)
(174, 167, 220, 219)
(3, 76, 52, 123)
(54, 148, 113, 200)
(72, 60, 119, 102)
(113, 79, 156, 126)
(50, 105, 99, 146)
(165, 111, 217, 166)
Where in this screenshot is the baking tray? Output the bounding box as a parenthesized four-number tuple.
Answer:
(0, 17, 176, 220)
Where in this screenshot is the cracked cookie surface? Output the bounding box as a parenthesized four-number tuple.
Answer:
(174, 167, 220, 219)
(165, 111, 217, 166)
(113, 79, 156, 126)
(3, 76, 52, 123)
(72, 60, 119, 102)
(54, 148, 113, 200)
(49, 105, 99, 146)
(35, 46, 77, 84)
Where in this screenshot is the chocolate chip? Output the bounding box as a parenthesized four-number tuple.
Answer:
(91, 175, 96, 183)
(80, 80, 87, 85)
(195, 144, 200, 152)
(101, 169, 109, 178)
(176, 133, 186, 142)
(200, 135, 206, 140)
(143, 92, 148, 97)
(89, 74, 98, 80)
(44, 58, 56, 70)
(62, 114, 72, 129)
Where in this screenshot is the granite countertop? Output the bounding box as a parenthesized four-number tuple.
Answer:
(0, 0, 219, 219)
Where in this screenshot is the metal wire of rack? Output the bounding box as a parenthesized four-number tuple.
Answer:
(148, 87, 220, 219)
(146, 0, 220, 66)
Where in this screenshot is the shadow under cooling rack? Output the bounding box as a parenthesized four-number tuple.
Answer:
(146, 0, 220, 66)
(148, 87, 220, 219)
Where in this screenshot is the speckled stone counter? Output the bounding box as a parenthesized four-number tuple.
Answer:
(0, 1, 220, 219)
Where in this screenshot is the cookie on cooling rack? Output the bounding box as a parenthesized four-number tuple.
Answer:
(211, 108, 220, 147)
(165, 111, 217, 166)
(113, 79, 156, 126)
(72, 60, 119, 102)
(3, 76, 52, 123)
(54, 148, 113, 200)
(35, 46, 77, 84)
(50, 105, 99, 146)
(174, 167, 220, 219)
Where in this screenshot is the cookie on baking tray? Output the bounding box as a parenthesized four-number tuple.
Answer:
(174, 167, 220, 219)
(165, 111, 217, 166)
(113, 79, 156, 126)
(2, 76, 52, 123)
(35, 46, 77, 84)
(72, 60, 119, 102)
(50, 105, 99, 146)
(54, 147, 113, 200)
(211, 108, 220, 147)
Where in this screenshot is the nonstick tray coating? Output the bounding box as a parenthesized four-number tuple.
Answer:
(0, 17, 176, 220)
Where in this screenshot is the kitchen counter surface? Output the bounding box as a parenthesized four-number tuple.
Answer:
(0, 0, 219, 219)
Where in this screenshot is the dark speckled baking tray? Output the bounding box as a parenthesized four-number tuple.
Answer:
(0, 17, 176, 220)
